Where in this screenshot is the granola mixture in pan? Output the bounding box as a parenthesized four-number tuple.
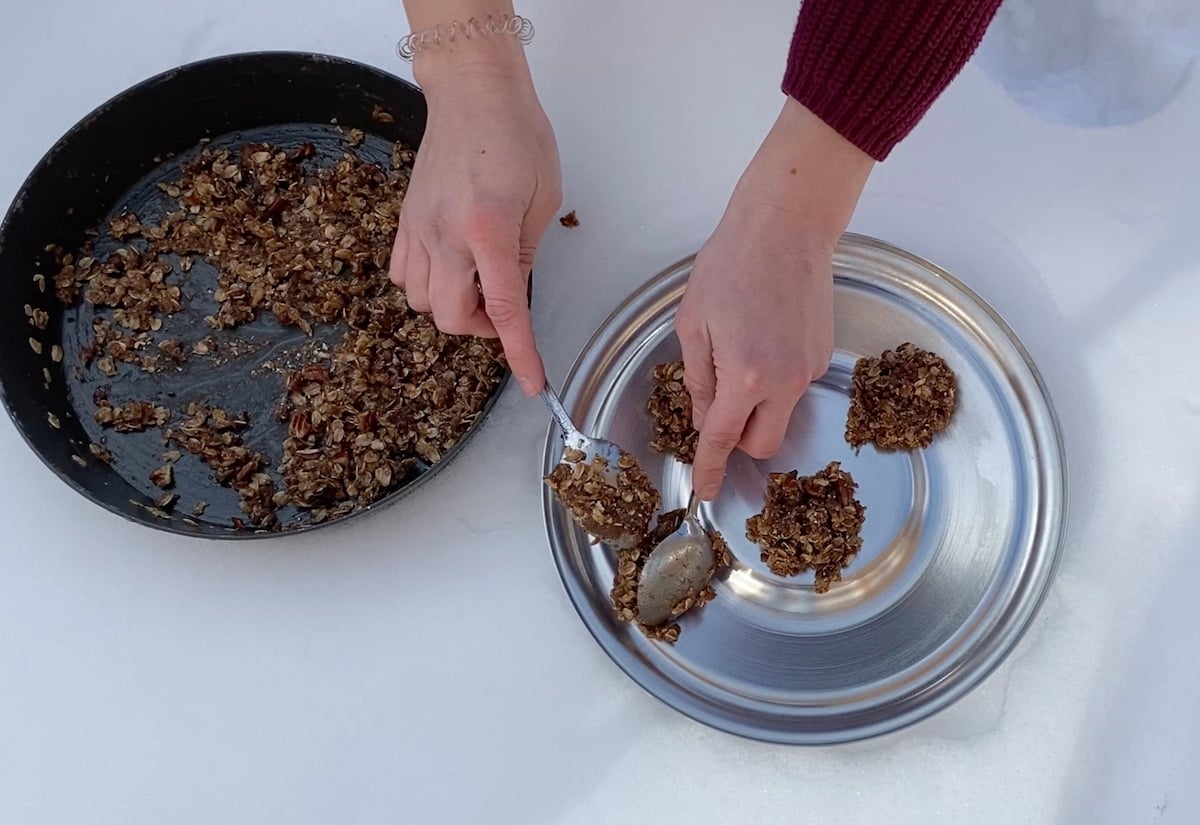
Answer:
(47, 134, 505, 529)
(164, 402, 279, 530)
(93, 396, 171, 433)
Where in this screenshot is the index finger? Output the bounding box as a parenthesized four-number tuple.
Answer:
(469, 238, 545, 395)
(692, 390, 758, 501)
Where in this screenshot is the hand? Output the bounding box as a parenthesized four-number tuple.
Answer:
(678, 99, 875, 500)
(389, 46, 561, 395)
(678, 196, 835, 501)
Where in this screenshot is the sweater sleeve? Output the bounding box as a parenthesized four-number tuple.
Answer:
(782, 0, 1003, 161)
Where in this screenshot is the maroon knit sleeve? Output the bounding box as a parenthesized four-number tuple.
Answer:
(783, 0, 1003, 161)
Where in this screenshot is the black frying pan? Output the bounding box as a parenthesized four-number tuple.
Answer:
(0, 52, 510, 539)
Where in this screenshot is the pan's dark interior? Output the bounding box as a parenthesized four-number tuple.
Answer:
(0, 52, 509, 539)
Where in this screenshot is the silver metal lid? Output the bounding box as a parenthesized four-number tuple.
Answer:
(542, 234, 1067, 745)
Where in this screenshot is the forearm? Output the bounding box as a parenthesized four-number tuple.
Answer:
(400, 0, 531, 90)
(737, 99, 875, 252)
(402, 0, 515, 30)
(783, 0, 1004, 161)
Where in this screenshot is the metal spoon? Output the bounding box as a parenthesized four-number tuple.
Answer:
(636, 492, 716, 626)
(541, 383, 624, 483)
(542, 383, 645, 547)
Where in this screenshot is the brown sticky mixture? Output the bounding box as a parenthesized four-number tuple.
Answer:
(558, 210, 580, 228)
(160, 141, 405, 333)
(275, 293, 504, 524)
(81, 319, 161, 375)
(149, 462, 174, 489)
(54, 138, 413, 337)
(48, 136, 504, 530)
(545, 448, 661, 546)
(647, 360, 698, 463)
(93, 399, 171, 433)
(845, 343, 957, 451)
(88, 442, 114, 465)
(157, 339, 187, 363)
(48, 242, 182, 331)
(745, 461, 866, 593)
(610, 508, 731, 643)
(164, 403, 277, 529)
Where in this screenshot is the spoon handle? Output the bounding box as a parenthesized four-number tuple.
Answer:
(540, 383, 579, 439)
(685, 491, 700, 520)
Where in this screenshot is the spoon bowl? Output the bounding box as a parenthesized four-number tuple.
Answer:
(541, 385, 625, 482)
(636, 492, 716, 626)
(542, 383, 645, 546)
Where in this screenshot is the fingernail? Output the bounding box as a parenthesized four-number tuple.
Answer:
(698, 484, 718, 501)
(518, 377, 538, 396)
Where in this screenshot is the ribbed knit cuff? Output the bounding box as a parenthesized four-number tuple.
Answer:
(782, 0, 1003, 161)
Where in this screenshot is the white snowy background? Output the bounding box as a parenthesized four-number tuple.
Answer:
(1, 1, 1198, 823)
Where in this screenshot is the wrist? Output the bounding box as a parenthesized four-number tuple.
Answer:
(403, 1, 533, 90)
(412, 35, 532, 92)
(735, 98, 874, 250)
(404, 0, 515, 30)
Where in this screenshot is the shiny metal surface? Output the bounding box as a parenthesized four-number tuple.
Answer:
(541, 233, 1067, 745)
(541, 383, 637, 545)
(637, 493, 715, 626)
(541, 383, 625, 483)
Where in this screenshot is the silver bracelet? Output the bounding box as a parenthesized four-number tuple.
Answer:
(396, 14, 535, 62)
